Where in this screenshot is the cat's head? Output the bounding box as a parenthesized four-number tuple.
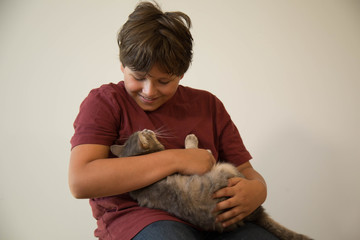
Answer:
(110, 129, 165, 157)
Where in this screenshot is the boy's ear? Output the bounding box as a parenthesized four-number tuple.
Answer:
(110, 145, 124, 157)
(120, 63, 125, 73)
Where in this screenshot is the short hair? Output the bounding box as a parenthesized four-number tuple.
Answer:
(117, 1, 193, 76)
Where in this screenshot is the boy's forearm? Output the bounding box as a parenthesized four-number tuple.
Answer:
(237, 162, 267, 188)
(237, 162, 268, 204)
(69, 146, 179, 199)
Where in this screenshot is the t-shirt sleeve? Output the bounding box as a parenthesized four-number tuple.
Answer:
(70, 87, 120, 149)
(214, 97, 252, 166)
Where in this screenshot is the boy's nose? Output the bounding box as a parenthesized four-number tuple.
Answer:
(142, 80, 157, 97)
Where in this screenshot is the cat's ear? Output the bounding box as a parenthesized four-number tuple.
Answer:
(110, 145, 124, 157)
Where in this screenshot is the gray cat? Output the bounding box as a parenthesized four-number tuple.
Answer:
(111, 129, 312, 240)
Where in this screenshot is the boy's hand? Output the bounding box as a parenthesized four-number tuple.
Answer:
(212, 177, 266, 227)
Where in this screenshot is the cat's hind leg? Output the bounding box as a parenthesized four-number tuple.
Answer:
(185, 134, 198, 149)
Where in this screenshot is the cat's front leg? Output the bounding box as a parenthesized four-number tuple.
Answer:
(185, 134, 199, 149)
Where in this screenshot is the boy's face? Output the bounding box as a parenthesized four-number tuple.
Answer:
(121, 64, 183, 111)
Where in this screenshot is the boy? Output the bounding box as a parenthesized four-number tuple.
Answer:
(69, 2, 277, 239)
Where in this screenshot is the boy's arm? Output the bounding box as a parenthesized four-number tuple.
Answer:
(69, 144, 215, 199)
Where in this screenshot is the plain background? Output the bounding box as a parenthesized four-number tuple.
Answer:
(1, 0, 359, 239)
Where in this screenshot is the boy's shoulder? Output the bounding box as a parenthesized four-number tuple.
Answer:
(178, 85, 217, 99)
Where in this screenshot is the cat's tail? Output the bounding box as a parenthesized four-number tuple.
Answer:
(249, 207, 313, 240)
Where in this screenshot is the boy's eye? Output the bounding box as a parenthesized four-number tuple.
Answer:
(133, 75, 146, 81)
(159, 80, 170, 85)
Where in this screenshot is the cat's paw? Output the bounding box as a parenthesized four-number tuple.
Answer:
(138, 132, 150, 149)
(185, 134, 198, 149)
(212, 163, 242, 178)
(139, 129, 155, 149)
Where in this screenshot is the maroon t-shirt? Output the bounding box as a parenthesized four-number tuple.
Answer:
(71, 81, 252, 239)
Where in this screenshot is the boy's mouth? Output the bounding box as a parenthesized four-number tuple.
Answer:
(138, 94, 159, 104)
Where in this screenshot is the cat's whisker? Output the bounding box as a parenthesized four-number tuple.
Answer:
(153, 125, 168, 134)
(154, 132, 175, 139)
(155, 132, 175, 138)
(156, 135, 176, 139)
(153, 127, 175, 139)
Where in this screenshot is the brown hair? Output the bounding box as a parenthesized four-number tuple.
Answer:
(117, 1, 193, 76)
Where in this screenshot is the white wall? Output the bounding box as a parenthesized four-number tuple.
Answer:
(1, 0, 359, 239)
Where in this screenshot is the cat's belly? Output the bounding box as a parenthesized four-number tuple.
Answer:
(130, 163, 242, 231)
